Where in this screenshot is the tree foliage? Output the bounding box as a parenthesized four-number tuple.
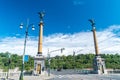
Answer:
(0, 52, 34, 71)
(0, 52, 120, 71)
(47, 53, 120, 69)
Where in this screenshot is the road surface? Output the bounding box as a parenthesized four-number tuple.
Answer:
(1, 70, 120, 80)
(47, 69, 120, 80)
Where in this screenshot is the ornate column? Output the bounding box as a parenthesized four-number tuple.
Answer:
(33, 12, 45, 75)
(89, 19, 107, 74)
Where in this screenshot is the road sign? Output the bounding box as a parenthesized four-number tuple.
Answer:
(24, 55, 29, 62)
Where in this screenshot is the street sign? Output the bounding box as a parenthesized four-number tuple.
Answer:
(24, 55, 29, 62)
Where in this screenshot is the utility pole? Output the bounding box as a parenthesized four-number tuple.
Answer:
(73, 51, 75, 70)
(47, 48, 65, 76)
(73, 50, 82, 70)
(47, 49, 50, 76)
(6, 54, 11, 80)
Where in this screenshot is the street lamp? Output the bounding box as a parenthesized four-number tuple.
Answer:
(19, 19, 35, 80)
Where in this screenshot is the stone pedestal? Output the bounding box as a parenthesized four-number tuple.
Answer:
(93, 56, 107, 74)
(33, 54, 45, 75)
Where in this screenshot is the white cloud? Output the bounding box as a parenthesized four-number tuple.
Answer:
(0, 25, 120, 57)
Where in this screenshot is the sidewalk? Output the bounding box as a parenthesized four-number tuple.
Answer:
(24, 72, 54, 80)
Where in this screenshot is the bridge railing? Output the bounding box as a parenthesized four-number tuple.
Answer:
(107, 69, 120, 74)
(0, 72, 20, 79)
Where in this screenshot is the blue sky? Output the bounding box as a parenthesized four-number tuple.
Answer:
(0, 0, 120, 56)
(1, 0, 120, 36)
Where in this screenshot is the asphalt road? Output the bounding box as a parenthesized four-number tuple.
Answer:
(1, 70, 120, 80)
(47, 69, 120, 80)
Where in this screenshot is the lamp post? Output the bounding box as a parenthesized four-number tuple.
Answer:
(19, 19, 35, 80)
(47, 48, 65, 76)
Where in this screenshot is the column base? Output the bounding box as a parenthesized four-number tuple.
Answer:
(33, 54, 45, 76)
